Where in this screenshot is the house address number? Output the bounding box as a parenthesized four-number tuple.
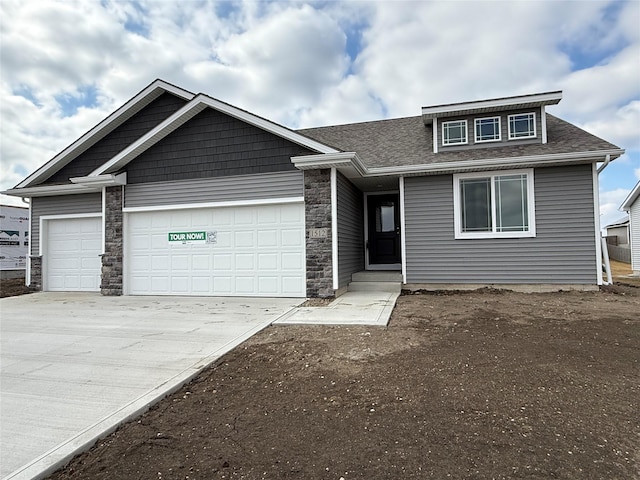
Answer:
(308, 228, 328, 239)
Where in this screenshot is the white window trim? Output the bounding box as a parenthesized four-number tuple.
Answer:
(508, 112, 537, 140)
(442, 119, 468, 146)
(474, 116, 502, 143)
(453, 169, 536, 239)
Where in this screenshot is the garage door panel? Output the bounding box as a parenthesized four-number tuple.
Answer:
(234, 210, 253, 225)
(258, 277, 278, 294)
(46, 217, 101, 292)
(282, 252, 303, 270)
(213, 254, 232, 270)
(236, 254, 254, 270)
(258, 253, 278, 270)
(235, 231, 255, 247)
(281, 229, 303, 246)
(126, 204, 305, 296)
(258, 230, 277, 247)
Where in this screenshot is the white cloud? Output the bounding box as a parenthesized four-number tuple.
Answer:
(600, 187, 631, 228)
(1, 0, 639, 207)
(635, 168, 640, 180)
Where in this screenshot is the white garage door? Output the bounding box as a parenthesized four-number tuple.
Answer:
(45, 216, 102, 292)
(125, 203, 305, 297)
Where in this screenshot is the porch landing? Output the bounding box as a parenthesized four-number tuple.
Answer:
(275, 271, 402, 326)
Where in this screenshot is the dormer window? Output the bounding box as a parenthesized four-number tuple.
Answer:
(475, 116, 501, 143)
(442, 120, 468, 146)
(508, 113, 536, 139)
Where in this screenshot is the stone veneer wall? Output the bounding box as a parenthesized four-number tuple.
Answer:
(101, 186, 123, 295)
(304, 169, 334, 298)
(29, 256, 42, 290)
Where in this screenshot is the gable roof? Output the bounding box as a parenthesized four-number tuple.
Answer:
(92, 93, 339, 176)
(298, 114, 623, 172)
(621, 181, 640, 211)
(16, 80, 195, 188)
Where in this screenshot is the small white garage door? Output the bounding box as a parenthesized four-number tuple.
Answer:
(126, 203, 305, 297)
(45, 216, 102, 292)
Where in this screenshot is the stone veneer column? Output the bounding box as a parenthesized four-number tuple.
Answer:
(101, 186, 123, 295)
(304, 169, 334, 298)
(29, 255, 42, 291)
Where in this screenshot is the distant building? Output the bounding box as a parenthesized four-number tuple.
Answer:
(0, 204, 29, 276)
(604, 216, 629, 246)
(621, 182, 640, 275)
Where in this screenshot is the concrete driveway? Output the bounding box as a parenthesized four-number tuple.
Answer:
(1, 292, 300, 480)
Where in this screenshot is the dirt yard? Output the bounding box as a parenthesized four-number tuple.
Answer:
(45, 284, 639, 480)
(0, 277, 31, 298)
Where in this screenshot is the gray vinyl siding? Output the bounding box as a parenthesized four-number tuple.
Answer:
(125, 107, 313, 184)
(337, 172, 364, 288)
(44, 93, 187, 184)
(30, 193, 102, 256)
(404, 165, 597, 284)
(124, 171, 303, 208)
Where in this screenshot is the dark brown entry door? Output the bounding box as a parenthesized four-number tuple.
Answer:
(368, 194, 401, 265)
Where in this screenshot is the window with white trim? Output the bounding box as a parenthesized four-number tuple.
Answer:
(453, 169, 536, 239)
(442, 120, 468, 146)
(475, 116, 501, 142)
(508, 113, 536, 139)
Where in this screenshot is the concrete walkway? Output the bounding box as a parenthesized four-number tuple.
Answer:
(276, 291, 400, 326)
(0, 293, 300, 480)
(1, 290, 399, 480)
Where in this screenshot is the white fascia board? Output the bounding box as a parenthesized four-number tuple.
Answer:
(291, 152, 367, 175)
(2, 184, 100, 197)
(92, 94, 340, 176)
(421, 91, 563, 118)
(621, 181, 640, 211)
(70, 172, 127, 187)
(365, 149, 625, 177)
(16, 80, 195, 189)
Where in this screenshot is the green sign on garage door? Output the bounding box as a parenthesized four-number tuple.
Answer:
(168, 231, 206, 244)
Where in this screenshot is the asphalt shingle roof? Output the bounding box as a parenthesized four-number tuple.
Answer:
(297, 114, 620, 169)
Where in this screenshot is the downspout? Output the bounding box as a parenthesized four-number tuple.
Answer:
(594, 155, 612, 285)
(597, 154, 611, 174)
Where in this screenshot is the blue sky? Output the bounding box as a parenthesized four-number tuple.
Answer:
(1, 0, 638, 228)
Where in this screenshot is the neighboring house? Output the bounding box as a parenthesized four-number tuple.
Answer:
(604, 216, 630, 246)
(621, 181, 640, 275)
(3, 80, 624, 297)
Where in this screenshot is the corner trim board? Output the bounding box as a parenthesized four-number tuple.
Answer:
(331, 168, 339, 290)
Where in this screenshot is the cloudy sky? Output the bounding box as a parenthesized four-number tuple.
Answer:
(1, 0, 639, 228)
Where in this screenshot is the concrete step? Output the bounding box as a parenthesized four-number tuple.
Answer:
(351, 271, 403, 283)
(348, 281, 402, 293)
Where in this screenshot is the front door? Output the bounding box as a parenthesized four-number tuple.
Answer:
(367, 194, 401, 266)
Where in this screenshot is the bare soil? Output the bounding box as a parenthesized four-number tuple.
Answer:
(45, 284, 639, 480)
(0, 277, 31, 298)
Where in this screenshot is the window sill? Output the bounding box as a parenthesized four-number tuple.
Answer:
(454, 231, 536, 240)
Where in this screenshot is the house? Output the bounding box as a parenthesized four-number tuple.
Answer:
(3, 79, 624, 297)
(604, 216, 630, 246)
(621, 181, 640, 275)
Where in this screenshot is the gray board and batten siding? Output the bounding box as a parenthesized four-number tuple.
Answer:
(124, 171, 304, 208)
(30, 193, 102, 256)
(122, 107, 315, 184)
(404, 164, 597, 284)
(336, 172, 365, 288)
(43, 93, 188, 185)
